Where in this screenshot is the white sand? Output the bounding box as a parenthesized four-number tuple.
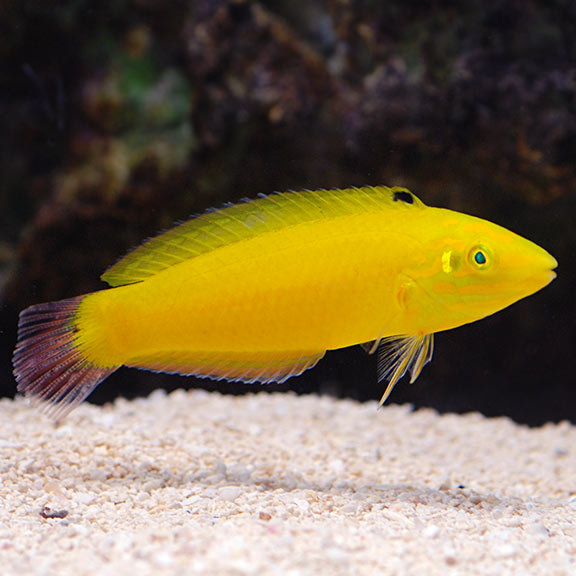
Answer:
(0, 390, 574, 575)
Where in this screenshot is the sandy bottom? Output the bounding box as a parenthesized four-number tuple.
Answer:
(0, 390, 574, 575)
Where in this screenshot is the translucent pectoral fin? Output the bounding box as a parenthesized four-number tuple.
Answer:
(376, 334, 434, 407)
(360, 339, 381, 355)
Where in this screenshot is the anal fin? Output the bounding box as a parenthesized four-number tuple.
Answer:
(125, 349, 326, 384)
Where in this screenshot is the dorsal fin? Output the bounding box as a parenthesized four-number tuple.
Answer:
(101, 186, 425, 287)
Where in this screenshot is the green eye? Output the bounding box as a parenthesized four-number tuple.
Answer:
(469, 245, 491, 269)
(474, 250, 487, 265)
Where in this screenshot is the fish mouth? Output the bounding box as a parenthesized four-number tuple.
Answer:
(530, 249, 557, 284)
(546, 254, 558, 282)
(527, 254, 557, 290)
(549, 254, 559, 270)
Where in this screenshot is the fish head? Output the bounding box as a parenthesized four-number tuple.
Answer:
(404, 208, 557, 333)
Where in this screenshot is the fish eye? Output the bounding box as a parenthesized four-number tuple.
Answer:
(469, 245, 491, 269)
(474, 251, 486, 265)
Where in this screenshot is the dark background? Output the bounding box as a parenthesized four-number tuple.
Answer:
(0, 0, 574, 425)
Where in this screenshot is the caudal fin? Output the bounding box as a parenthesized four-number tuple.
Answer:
(12, 297, 118, 419)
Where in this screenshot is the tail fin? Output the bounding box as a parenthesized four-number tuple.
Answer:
(12, 296, 118, 419)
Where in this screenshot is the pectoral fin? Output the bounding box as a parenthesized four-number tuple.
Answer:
(360, 339, 381, 355)
(376, 334, 434, 407)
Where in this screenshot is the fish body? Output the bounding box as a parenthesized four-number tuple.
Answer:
(13, 186, 557, 416)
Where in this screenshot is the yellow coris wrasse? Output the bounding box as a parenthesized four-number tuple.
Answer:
(13, 186, 557, 417)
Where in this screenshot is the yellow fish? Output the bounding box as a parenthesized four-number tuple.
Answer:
(13, 186, 557, 417)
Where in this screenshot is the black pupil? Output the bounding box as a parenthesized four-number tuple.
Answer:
(393, 190, 414, 204)
(475, 251, 486, 264)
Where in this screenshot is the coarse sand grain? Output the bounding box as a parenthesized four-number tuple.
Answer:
(0, 389, 575, 575)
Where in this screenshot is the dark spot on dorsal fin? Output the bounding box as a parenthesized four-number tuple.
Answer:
(393, 190, 414, 204)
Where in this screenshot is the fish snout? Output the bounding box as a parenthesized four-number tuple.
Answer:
(523, 246, 557, 290)
(540, 249, 557, 280)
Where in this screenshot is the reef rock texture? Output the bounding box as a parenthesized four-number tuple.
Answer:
(0, 391, 575, 575)
(0, 1, 574, 423)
